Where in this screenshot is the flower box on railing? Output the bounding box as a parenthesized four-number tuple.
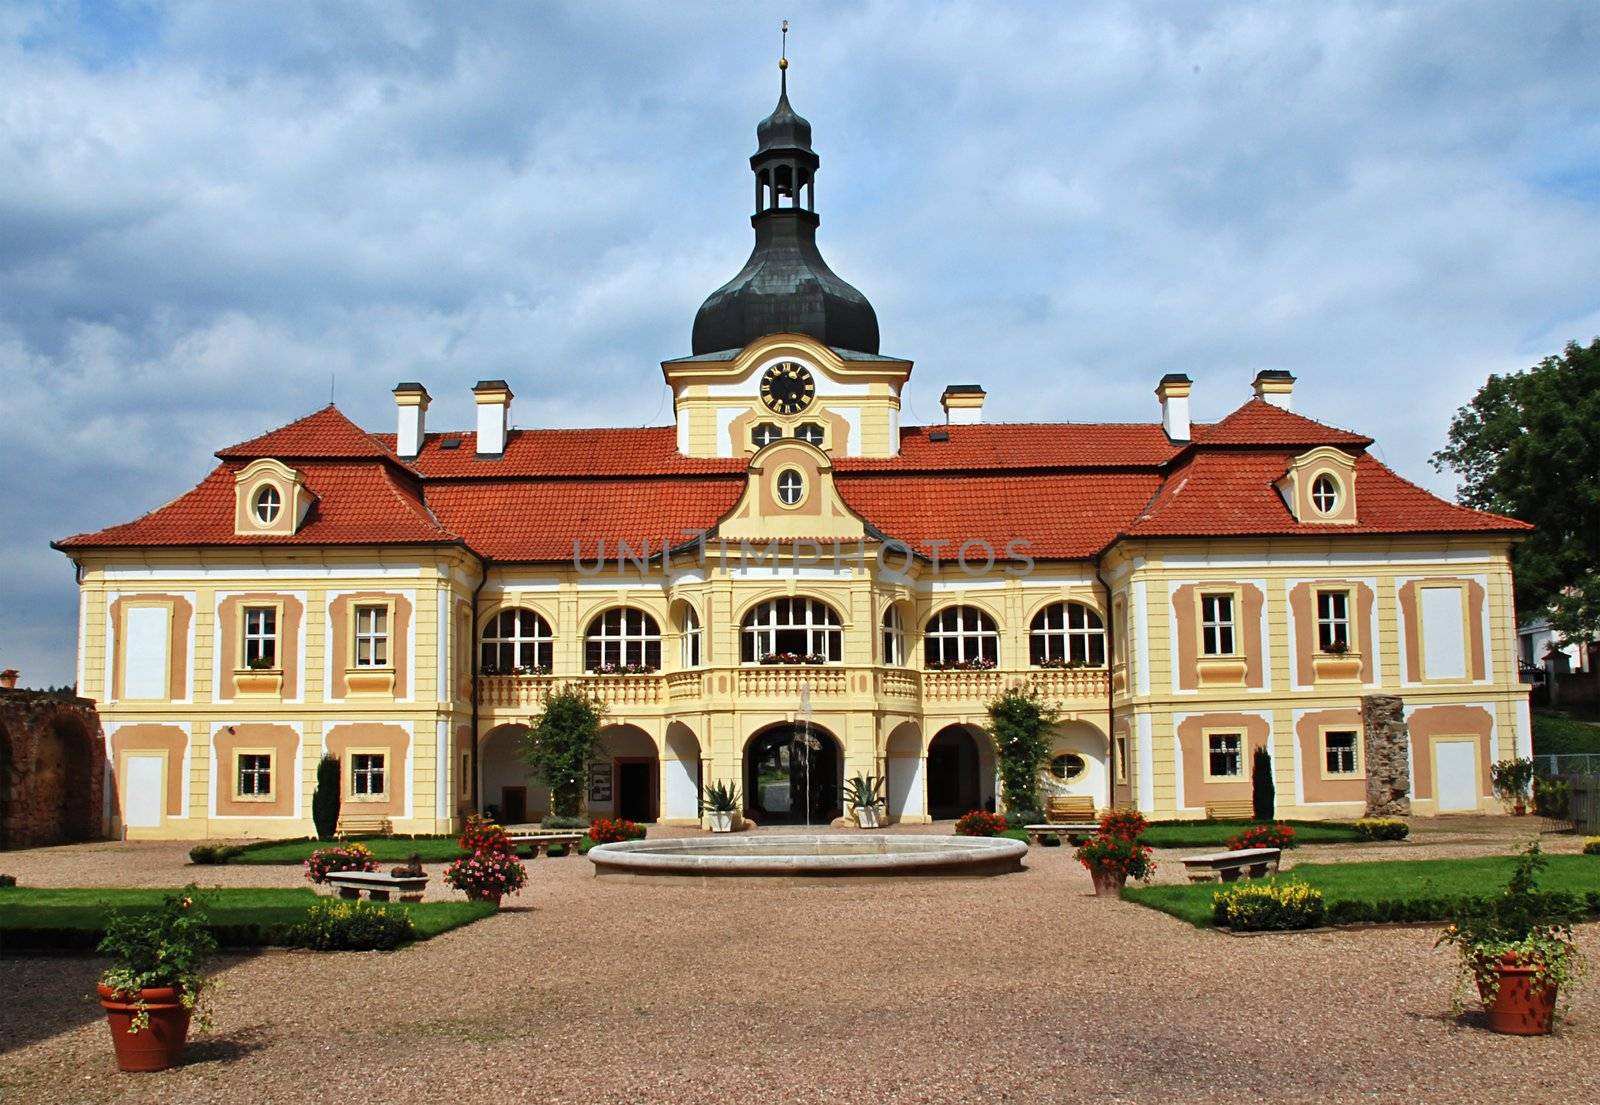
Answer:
(924, 658, 997, 672)
(759, 652, 828, 665)
(590, 664, 658, 676)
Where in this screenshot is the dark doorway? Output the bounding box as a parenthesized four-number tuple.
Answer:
(744, 724, 842, 825)
(616, 758, 657, 821)
(927, 726, 982, 820)
(500, 786, 527, 825)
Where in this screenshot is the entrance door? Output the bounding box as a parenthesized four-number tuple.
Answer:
(124, 755, 165, 830)
(616, 759, 656, 821)
(501, 786, 528, 825)
(1434, 739, 1479, 812)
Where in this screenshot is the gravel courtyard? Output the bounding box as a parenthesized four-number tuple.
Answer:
(2, 821, 1597, 1105)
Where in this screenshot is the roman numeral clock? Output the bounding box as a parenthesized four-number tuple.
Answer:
(759, 361, 816, 415)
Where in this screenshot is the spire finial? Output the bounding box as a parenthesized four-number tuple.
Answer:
(779, 20, 789, 93)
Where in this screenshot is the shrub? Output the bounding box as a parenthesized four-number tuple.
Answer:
(98, 886, 218, 1031)
(1004, 808, 1042, 828)
(188, 844, 244, 865)
(1041, 833, 1062, 847)
(0, 874, 16, 888)
(1489, 757, 1535, 810)
(1534, 777, 1570, 819)
(1098, 809, 1149, 840)
(287, 899, 416, 951)
(954, 810, 1008, 837)
(459, 814, 512, 855)
(312, 755, 341, 839)
(1251, 746, 1275, 822)
(304, 842, 380, 883)
(1212, 880, 1326, 931)
(1353, 818, 1410, 841)
(1584, 837, 1600, 856)
(588, 818, 646, 844)
(522, 687, 606, 817)
(443, 849, 528, 902)
(540, 815, 590, 830)
(1228, 823, 1297, 851)
(1075, 832, 1156, 881)
(986, 684, 1058, 815)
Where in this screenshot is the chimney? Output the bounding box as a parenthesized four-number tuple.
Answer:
(472, 379, 513, 457)
(940, 384, 986, 425)
(1155, 373, 1192, 442)
(1252, 370, 1295, 410)
(392, 383, 430, 459)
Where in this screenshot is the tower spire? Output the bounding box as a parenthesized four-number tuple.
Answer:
(780, 20, 789, 96)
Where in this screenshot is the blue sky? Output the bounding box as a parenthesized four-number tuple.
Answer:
(3, 1, 1599, 686)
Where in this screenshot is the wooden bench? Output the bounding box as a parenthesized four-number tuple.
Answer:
(324, 871, 428, 902)
(1204, 800, 1256, 821)
(1046, 796, 1097, 824)
(1180, 847, 1282, 883)
(335, 814, 393, 837)
(1022, 822, 1099, 846)
(505, 832, 584, 857)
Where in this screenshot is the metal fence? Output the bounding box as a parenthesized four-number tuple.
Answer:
(1535, 753, 1600, 778)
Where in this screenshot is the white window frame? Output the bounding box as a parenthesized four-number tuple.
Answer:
(1029, 601, 1107, 667)
(353, 603, 390, 668)
(924, 605, 1000, 668)
(680, 606, 702, 669)
(242, 605, 279, 668)
(235, 751, 273, 799)
(882, 605, 906, 666)
(752, 422, 782, 448)
(775, 468, 805, 506)
(480, 608, 553, 674)
(1200, 593, 1237, 657)
(253, 484, 281, 524)
(350, 751, 387, 799)
(1323, 729, 1361, 776)
(1204, 732, 1244, 781)
(1310, 473, 1340, 515)
(794, 422, 825, 446)
(741, 597, 842, 663)
(1316, 589, 1351, 652)
(584, 607, 662, 671)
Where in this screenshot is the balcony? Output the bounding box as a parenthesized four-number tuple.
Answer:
(478, 673, 665, 710)
(921, 666, 1109, 704)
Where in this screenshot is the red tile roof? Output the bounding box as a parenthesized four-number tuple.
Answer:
(1193, 400, 1372, 448)
(1125, 451, 1529, 538)
(837, 423, 1188, 471)
(56, 461, 458, 549)
(425, 478, 744, 562)
(375, 428, 743, 478)
(218, 405, 408, 463)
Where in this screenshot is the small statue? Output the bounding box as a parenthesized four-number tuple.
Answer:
(391, 853, 425, 878)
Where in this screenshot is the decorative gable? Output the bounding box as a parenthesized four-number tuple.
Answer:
(1276, 446, 1357, 525)
(234, 458, 311, 537)
(715, 438, 866, 542)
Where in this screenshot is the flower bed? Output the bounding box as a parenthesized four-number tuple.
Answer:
(1353, 818, 1410, 841)
(954, 810, 1008, 837)
(303, 843, 380, 884)
(1227, 822, 1297, 851)
(588, 818, 646, 844)
(1213, 880, 1326, 930)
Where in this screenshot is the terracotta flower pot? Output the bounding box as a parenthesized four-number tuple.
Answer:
(1090, 868, 1127, 898)
(1477, 958, 1557, 1036)
(468, 891, 503, 908)
(98, 984, 192, 1072)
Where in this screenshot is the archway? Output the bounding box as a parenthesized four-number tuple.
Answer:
(883, 722, 923, 822)
(1039, 721, 1109, 809)
(478, 723, 543, 825)
(662, 723, 702, 822)
(39, 716, 95, 844)
(596, 724, 659, 823)
(926, 725, 994, 820)
(744, 722, 843, 825)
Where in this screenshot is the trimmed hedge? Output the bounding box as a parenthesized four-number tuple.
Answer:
(1213, 880, 1325, 931)
(189, 843, 245, 865)
(1353, 818, 1410, 841)
(287, 899, 416, 951)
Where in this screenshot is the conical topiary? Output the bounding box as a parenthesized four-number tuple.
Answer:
(312, 754, 341, 839)
(1252, 746, 1275, 822)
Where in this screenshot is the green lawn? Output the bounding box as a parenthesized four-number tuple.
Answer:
(229, 836, 574, 864)
(0, 887, 495, 949)
(1124, 855, 1600, 928)
(1532, 710, 1600, 756)
(1138, 820, 1366, 848)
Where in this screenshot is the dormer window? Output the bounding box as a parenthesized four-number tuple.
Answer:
(1311, 474, 1339, 515)
(776, 469, 805, 506)
(752, 423, 782, 448)
(795, 422, 825, 447)
(253, 485, 281, 525)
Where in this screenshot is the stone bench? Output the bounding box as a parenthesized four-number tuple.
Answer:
(324, 871, 428, 902)
(1022, 823, 1099, 846)
(505, 832, 585, 857)
(1180, 847, 1282, 883)
(1203, 800, 1255, 821)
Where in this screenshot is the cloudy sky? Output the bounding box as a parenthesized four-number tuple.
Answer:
(3, 1, 1599, 686)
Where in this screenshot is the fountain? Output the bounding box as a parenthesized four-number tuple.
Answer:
(587, 834, 1027, 879)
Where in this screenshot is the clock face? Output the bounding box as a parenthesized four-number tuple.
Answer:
(760, 361, 815, 415)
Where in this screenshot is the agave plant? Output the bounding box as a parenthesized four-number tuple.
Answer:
(699, 779, 742, 814)
(842, 773, 885, 812)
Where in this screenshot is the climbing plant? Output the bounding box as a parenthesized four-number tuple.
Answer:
(986, 683, 1060, 815)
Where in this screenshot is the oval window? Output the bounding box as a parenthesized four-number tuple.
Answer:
(1050, 753, 1087, 781)
(1310, 474, 1339, 515)
(776, 469, 804, 506)
(253, 485, 282, 524)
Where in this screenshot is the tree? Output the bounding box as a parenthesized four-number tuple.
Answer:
(1432, 338, 1600, 643)
(986, 683, 1060, 816)
(522, 686, 607, 817)
(1251, 746, 1275, 822)
(311, 755, 341, 839)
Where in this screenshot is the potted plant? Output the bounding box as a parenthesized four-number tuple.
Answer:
(1490, 758, 1536, 816)
(443, 817, 527, 907)
(96, 887, 217, 1072)
(700, 779, 741, 832)
(843, 773, 886, 828)
(1074, 829, 1156, 897)
(1436, 842, 1585, 1035)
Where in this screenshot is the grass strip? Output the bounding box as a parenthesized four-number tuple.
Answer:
(1532, 710, 1600, 756)
(1138, 820, 1366, 848)
(0, 887, 495, 950)
(228, 836, 581, 864)
(1123, 854, 1600, 928)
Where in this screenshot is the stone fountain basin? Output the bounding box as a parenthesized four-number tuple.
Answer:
(587, 834, 1028, 879)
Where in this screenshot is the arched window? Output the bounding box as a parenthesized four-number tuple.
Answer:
(741, 597, 842, 663)
(680, 605, 702, 669)
(253, 485, 281, 524)
(1311, 473, 1340, 514)
(882, 605, 906, 666)
(924, 606, 999, 669)
(480, 608, 553, 674)
(1029, 602, 1106, 667)
(776, 468, 805, 506)
(584, 607, 661, 672)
